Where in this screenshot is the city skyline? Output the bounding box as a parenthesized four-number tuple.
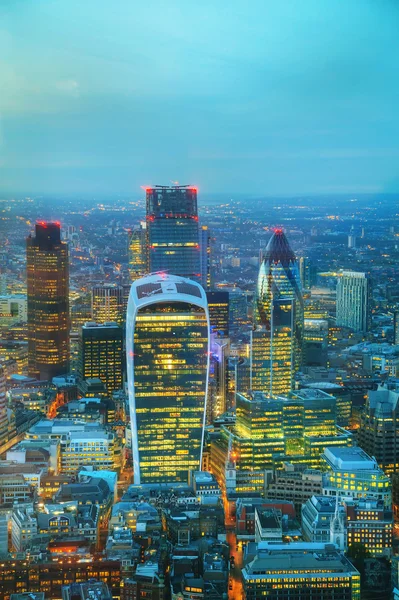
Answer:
(1, 3, 399, 597)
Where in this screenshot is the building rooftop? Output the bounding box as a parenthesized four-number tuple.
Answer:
(56, 477, 111, 504)
(130, 273, 207, 307)
(10, 594, 45, 600)
(243, 542, 358, 579)
(263, 229, 296, 266)
(323, 446, 378, 471)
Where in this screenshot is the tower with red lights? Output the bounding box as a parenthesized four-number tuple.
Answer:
(145, 185, 201, 281)
(27, 222, 70, 380)
(252, 229, 304, 396)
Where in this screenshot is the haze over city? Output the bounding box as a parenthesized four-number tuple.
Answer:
(1, 0, 399, 196)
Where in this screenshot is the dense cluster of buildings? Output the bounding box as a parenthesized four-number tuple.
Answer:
(1, 186, 399, 599)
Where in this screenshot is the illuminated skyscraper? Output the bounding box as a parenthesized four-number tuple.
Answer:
(91, 285, 124, 326)
(78, 322, 123, 395)
(0, 365, 7, 446)
(27, 222, 70, 380)
(127, 274, 209, 484)
(395, 310, 399, 346)
(146, 185, 200, 280)
(208, 335, 230, 422)
(252, 229, 303, 396)
(128, 222, 147, 281)
(336, 271, 371, 333)
(199, 225, 211, 290)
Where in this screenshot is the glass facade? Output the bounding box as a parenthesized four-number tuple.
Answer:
(253, 230, 303, 396)
(210, 390, 352, 494)
(127, 275, 209, 484)
(128, 222, 147, 281)
(199, 225, 211, 289)
(206, 291, 229, 337)
(78, 322, 123, 394)
(91, 285, 124, 326)
(146, 185, 200, 280)
(27, 222, 70, 381)
(336, 271, 371, 333)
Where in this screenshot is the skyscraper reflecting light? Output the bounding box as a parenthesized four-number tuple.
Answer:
(126, 273, 209, 484)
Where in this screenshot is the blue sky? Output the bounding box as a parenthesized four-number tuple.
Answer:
(1, 0, 399, 196)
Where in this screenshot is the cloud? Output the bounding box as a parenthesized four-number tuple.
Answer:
(55, 79, 80, 97)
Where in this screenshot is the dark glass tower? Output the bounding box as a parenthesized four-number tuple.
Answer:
(27, 222, 70, 380)
(146, 185, 200, 280)
(206, 291, 229, 337)
(252, 229, 303, 396)
(127, 274, 209, 484)
(78, 322, 123, 395)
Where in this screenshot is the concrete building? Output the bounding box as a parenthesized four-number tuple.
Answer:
(345, 498, 393, 557)
(0, 295, 27, 325)
(265, 465, 323, 515)
(60, 430, 120, 474)
(302, 495, 345, 545)
(358, 385, 399, 474)
(242, 542, 360, 599)
(62, 581, 112, 600)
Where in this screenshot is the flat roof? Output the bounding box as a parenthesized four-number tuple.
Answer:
(323, 446, 377, 470)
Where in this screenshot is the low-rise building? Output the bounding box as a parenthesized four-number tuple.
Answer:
(61, 430, 121, 474)
(109, 501, 160, 534)
(55, 477, 113, 526)
(62, 581, 112, 600)
(121, 563, 166, 600)
(321, 446, 392, 507)
(265, 464, 323, 514)
(345, 498, 393, 557)
(242, 542, 360, 599)
(254, 507, 282, 543)
(189, 471, 221, 504)
(11, 505, 38, 551)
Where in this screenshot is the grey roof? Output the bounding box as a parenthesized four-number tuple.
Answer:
(56, 477, 111, 503)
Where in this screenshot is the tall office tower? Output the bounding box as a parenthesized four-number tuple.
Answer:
(358, 386, 399, 474)
(27, 222, 70, 380)
(91, 284, 124, 326)
(126, 273, 209, 484)
(298, 256, 316, 290)
(252, 229, 303, 396)
(128, 222, 147, 281)
(336, 271, 371, 333)
(78, 322, 123, 395)
(0, 365, 8, 446)
(394, 310, 399, 345)
(348, 225, 356, 249)
(209, 335, 230, 421)
(229, 290, 251, 340)
(146, 185, 200, 280)
(199, 225, 211, 290)
(206, 291, 229, 337)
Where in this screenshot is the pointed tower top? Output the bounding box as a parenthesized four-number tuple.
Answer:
(263, 229, 296, 265)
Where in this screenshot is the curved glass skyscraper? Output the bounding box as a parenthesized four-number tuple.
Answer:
(252, 229, 303, 396)
(126, 274, 210, 484)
